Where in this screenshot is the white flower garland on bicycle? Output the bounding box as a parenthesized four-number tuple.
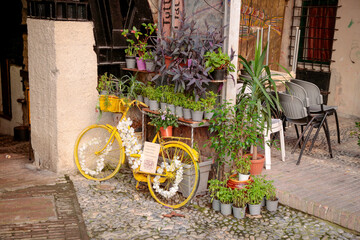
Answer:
(78, 117, 184, 199)
(117, 118, 184, 199)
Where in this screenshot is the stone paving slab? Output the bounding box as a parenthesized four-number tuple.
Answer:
(0, 196, 57, 224)
(263, 116, 360, 232)
(0, 154, 88, 239)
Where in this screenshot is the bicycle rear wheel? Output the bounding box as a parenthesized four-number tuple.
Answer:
(74, 125, 125, 181)
(147, 142, 199, 208)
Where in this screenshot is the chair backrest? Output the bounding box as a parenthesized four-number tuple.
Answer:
(285, 82, 310, 108)
(291, 79, 323, 106)
(278, 92, 308, 120)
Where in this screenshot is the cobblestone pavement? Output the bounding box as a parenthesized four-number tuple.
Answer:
(72, 169, 360, 240)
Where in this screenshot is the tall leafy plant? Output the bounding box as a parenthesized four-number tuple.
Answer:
(238, 43, 283, 160)
(207, 99, 265, 176)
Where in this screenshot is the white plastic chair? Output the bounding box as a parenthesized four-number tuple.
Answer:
(264, 119, 286, 169)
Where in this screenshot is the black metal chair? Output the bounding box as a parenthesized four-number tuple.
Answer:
(291, 79, 340, 144)
(278, 92, 333, 165)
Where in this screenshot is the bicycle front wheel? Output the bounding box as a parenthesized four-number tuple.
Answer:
(74, 125, 125, 181)
(147, 142, 200, 209)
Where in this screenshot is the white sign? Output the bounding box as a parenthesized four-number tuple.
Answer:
(139, 142, 161, 174)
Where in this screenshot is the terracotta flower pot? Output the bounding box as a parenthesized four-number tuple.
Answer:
(159, 126, 173, 137)
(247, 153, 265, 175)
(227, 174, 252, 190)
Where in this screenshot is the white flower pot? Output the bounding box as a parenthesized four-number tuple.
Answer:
(220, 203, 232, 216)
(212, 198, 220, 211)
(149, 100, 159, 111)
(249, 203, 262, 216)
(266, 198, 279, 212)
(233, 205, 246, 219)
(183, 108, 191, 120)
(175, 106, 183, 118)
(238, 173, 250, 181)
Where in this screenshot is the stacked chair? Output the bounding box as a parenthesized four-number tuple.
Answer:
(291, 79, 340, 144)
(278, 80, 338, 165)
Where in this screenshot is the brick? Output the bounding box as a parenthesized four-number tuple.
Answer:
(319, 205, 329, 219)
(306, 201, 314, 215)
(313, 203, 320, 217)
(340, 211, 350, 227)
(346, 213, 357, 231)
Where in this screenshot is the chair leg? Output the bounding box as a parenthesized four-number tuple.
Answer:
(296, 125, 314, 165)
(301, 125, 305, 142)
(294, 125, 302, 149)
(334, 110, 340, 144)
(323, 119, 333, 158)
(309, 112, 328, 152)
(292, 118, 316, 154)
(280, 123, 286, 162)
(264, 133, 271, 169)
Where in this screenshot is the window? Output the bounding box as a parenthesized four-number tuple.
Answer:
(290, 0, 339, 72)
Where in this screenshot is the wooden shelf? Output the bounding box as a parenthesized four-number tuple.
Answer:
(210, 79, 227, 83)
(122, 68, 156, 73)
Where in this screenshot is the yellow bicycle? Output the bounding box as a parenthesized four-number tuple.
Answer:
(74, 98, 200, 208)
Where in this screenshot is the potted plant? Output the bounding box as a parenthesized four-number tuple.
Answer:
(208, 99, 265, 180)
(149, 108, 179, 137)
(247, 176, 267, 216)
(190, 100, 204, 122)
(97, 73, 123, 113)
(238, 43, 283, 175)
(142, 83, 153, 106)
(208, 179, 222, 211)
(121, 28, 138, 69)
(200, 91, 217, 120)
(204, 47, 235, 80)
(236, 154, 251, 181)
(264, 179, 278, 212)
(183, 97, 193, 120)
(217, 185, 233, 216)
(164, 91, 176, 114)
(232, 187, 249, 219)
(122, 23, 157, 71)
(147, 86, 161, 111)
(143, 50, 155, 72)
(174, 93, 185, 118)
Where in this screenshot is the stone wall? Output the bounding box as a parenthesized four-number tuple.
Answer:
(28, 19, 98, 173)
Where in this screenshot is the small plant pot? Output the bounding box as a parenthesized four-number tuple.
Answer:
(266, 198, 279, 212)
(232, 206, 246, 219)
(144, 97, 150, 107)
(248, 203, 262, 216)
(212, 199, 220, 211)
(168, 104, 176, 114)
(136, 57, 146, 71)
(204, 111, 214, 120)
(247, 153, 265, 176)
(149, 100, 159, 111)
(145, 59, 155, 72)
(160, 102, 167, 111)
(227, 174, 252, 190)
(175, 106, 183, 118)
(238, 173, 250, 181)
(183, 108, 192, 120)
(125, 56, 136, 69)
(220, 203, 232, 216)
(159, 126, 173, 137)
(136, 95, 143, 103)
(211, 69, 226, 80)
(191, 110, 203, 122)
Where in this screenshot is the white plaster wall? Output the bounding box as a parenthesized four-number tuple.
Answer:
(0, 65, 24, 135)
(28, 19, 98, 173)
(328, 0, 360, 118)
